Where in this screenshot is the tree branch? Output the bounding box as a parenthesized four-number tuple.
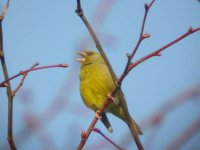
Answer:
(92, 128, 124, 150)
(0, 0, 10, 20)
(128, 27, 200, 71)
(0, 0, 17, 149)
(11, 63, 39, 96)
(75, 0, 117, 82)
(1, 1, 68, 149)
(118, 0, 154, 86)
(0, 63, 68, 87)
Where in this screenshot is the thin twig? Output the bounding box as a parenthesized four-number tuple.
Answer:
(118, 0, 154, 86)
(128, 27, 200, 71)
(93, 128, 124, 150)
(0, 0, 10, 20)
(0, 63, 68, 87)
(75, 0, 117, 82)
(12, 63, 39, 96)
(0, 0, 17, 149)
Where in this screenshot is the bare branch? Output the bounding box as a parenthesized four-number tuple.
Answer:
(0, 63, 68, 87)
(12, 63, 39, 96)
(0, 0, 10, 20)
(75, 0, 117, 82)
(0, 1, 16, 148)
(93, 128, 124, 150)
(118, 0, 155, 86)
(128, 27, 200, 71)
(0, 2, 68, 147)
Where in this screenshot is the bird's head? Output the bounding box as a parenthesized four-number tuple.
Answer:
(76, 50, 103, 66)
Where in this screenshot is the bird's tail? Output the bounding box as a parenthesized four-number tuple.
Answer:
(126, 117, 143, 150)
(100, 113, 113, 133)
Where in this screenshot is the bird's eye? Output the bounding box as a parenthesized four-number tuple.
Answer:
(86, 51, 93, 56)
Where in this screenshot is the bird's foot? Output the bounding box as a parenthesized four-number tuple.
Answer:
(95, 110, 102, 119)
(107, 92, 117, 104)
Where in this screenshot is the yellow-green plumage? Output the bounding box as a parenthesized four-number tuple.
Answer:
(77, 50, 142, 145)
(79, 51, 126, 120)
(80, 62, 112, 110)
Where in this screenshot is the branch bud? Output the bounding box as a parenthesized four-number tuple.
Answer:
(128, 62, 134, 70)
(81, 130, 86, 140)
(59, 64, 68, 68)
(145, 3, 149, 10)
(143, 33, 151, 38)
(126, 53, 131, 59)
(20, 71, 26, 75)
(156, 52, 161, 56)
(0, 51, 4, 57)
(188, 27, 193, 33)
(152, 114, 163, 125)
(1, 82, 8, 87)
(75, 8, 83, 17)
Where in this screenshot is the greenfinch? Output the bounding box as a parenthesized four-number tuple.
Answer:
(77, 50, 142, 143)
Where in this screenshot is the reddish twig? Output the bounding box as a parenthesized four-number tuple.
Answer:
(128, 27, 200, 71)
(93, 128, 124, 150)
(75, 0, 117, 82)
(0, 0, 10, 20)
(0, 63, 68, 88)
(166, 117, 200, 150)
(12, 63, 39, 96)
(0, 61, 68, 150)
(118, 0, 154, 86)
(77, 91, 117, 150)
(1, 3, 68, 147)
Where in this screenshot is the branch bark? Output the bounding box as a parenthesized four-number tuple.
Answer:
(0, 1, 17, 149)
(75, 0, 117, 82)
(128, 27, 200, 71)
(0, 63, 68, 87)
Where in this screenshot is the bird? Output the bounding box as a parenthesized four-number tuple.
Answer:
(76, 50, 142, 146)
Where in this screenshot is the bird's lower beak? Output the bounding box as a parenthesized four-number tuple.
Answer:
(76, 51, 86, 63)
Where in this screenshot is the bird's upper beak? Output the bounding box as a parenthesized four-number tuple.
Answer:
(76, 51, 86, 63)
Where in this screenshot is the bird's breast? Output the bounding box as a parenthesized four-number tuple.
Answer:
(79, 64, 114, 111)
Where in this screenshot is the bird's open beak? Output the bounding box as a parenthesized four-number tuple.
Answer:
(76, 51, 86, 63)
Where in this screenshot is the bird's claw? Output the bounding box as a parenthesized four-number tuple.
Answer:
(107, 93, 117, 104)
(95, 110, 102, 119)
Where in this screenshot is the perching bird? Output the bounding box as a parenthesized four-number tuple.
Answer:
(76, 50, 142, 145)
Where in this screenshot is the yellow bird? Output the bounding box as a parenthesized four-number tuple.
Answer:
(76, 50, 142, 144)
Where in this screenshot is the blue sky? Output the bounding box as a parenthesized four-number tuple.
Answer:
(0, 0, 200, 149)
